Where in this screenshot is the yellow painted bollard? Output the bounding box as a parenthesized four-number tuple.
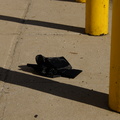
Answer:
(76, 0, 86, 3)
(109, 0, 120, 112)
(85, 0, 109, 35)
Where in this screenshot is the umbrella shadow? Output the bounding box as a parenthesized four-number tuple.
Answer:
(19, 64, 83, 79)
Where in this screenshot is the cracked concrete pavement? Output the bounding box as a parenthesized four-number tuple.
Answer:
(1, 0, 120, 120)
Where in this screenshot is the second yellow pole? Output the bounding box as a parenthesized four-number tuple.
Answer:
(85, 0, 109, 35)
(109, 0, 120, 112)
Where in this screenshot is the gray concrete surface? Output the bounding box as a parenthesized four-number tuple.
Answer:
(0, 0, 120, 120)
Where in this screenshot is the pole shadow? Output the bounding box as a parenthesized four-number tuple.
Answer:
(0, 67, 109, 110)
(0, 15, 85, 34)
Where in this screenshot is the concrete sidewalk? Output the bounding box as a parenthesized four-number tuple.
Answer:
(0, 0, 120, 120)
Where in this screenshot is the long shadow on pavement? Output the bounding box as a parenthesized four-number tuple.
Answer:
(0, 15, 85, 34)
(0, 67, 109, 110)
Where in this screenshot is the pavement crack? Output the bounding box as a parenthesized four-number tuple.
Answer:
(22, 0, 32, 20)
(0, 83, 8, 120)
(0, 1, 33, 119)
(0, 98, 8, 120)
(3, 0, 32, 69)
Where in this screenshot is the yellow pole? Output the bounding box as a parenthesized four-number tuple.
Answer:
(109, 0, 120, 112)
(76, 0, 86, 3)
(85, 0, 109, 35)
